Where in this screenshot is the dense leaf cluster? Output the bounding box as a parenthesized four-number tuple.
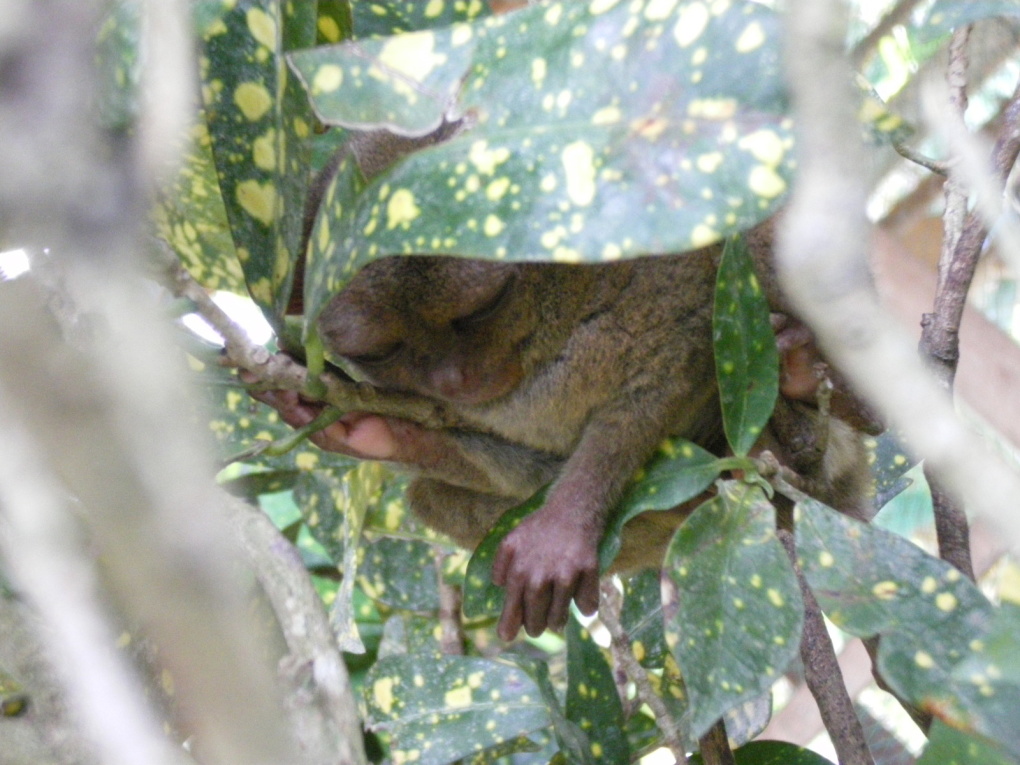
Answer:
(140, 0, 1020, 762)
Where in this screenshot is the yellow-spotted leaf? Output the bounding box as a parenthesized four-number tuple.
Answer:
(201, 0, 317, 320)
(156, 122, 246, 294)
(317, 0, 353, 45)
(462, 493, 544, 619)
(713, 234, 778, 457)
(917, 720, 1016, 765)
(294, 463, 385, 652)
(599, 438, 722, 571)
(797, 498, 1020, 759)
(352, 0, 493, 39)
(566, 616, 629, 764)
(662, 481, 802, 739)
(289, 0, 793, 280)
(364, 654, 552, 764)
(358, 537, 440, 612)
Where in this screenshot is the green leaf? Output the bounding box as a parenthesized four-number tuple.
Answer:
(364, 654, 552, 765)
(352, 0, 493, 38)
(96, 0, 141, 131)
(358, 537, 440, 612)
(462, 493, 544, 619)
(201, 0, 316, 318)
(350, 0, 493, 39)
(662, 481, 802, 739)
(0, 666, 28, 718)
(220, 469, 300, 499)
(918, 720, 1016, 765)
(302, 148, 364, 332)
(713, 234, 778, 456)
(856, 76, 913, 148)
(918, 1, 1020, 42)
(289, 0, 793, 278)
(377, 613, 445, 659)
(566, 616, 629, 765)
(691, 739, 835, 764)
(317, 0, 353, 45)
(524, 657, 593, 765)
(199, 373, 340, 471)
(294, 463, 386, 652)
(155, 122, 246, 294)
(797, 499, 1020, 758)
(600, 439, 722, 570)
(870, 431, 916, 510)
(621, 570, 669, 669)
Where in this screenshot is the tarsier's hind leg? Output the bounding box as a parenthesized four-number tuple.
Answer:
(407, 478, 527, 550)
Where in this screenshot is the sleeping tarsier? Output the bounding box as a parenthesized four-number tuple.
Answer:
(253, 132, 879, 642)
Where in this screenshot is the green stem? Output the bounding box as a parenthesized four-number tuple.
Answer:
(222, 406, 344, 465)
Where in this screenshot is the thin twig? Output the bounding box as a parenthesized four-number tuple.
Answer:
(435, 550, 465, 655)
(599, 580, 689, 765)
(164, 257, 467, 432)
(226, 492, 369, 765)
(918, 26, 990, 583)
(892, 141, 949, 176)
(779, 531, 875, 765)
(698, 719, 735, 765)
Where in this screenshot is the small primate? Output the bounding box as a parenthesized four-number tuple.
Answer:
(254, 239, 876, 641)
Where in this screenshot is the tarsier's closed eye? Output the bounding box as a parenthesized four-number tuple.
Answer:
(451, 274, 516, 331)
(347, 342, 403, 367)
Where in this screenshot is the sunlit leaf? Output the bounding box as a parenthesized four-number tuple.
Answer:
(289, 0, 793, 284)
(663, 481, 801, 739)
(201, 0, 316, 318)
(155, 122, 245, 294)
(352, 0, 493, 39)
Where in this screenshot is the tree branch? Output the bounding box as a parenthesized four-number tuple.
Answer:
(165, 258, 467, 433)
(779, 530, 874, 765)
(225, 492, 368, 765)
(599, 580, 689, 765)
(780, 0, 1020, 559)
(698, 719, 735, 765)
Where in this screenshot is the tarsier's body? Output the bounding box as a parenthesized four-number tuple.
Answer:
(308, 240, 872, 638)
(261, 130, 874, 640)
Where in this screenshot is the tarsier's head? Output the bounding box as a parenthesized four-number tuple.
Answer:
(318, 256, 537, 406)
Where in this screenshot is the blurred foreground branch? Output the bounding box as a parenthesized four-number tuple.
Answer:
(779, 0, 1020, 549)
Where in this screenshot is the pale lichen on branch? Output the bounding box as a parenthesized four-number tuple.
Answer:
(164, 255, 466, 436)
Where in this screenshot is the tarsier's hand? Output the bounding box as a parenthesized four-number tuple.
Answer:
(771, 313, 883, 434)
(248, 388, 400, 460)
(491, 506, 601, 641)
